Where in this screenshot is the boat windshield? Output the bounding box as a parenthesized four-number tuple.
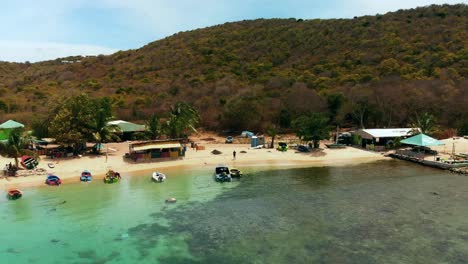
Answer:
(215, 167, 229, 174)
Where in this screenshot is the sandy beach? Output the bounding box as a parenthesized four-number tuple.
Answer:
(0, 135, 389, 190)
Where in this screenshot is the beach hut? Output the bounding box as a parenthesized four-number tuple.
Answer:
(107, 120, 146, 140)
(356, 128, 415, 150)
(0, 120, 24, 141)
(128, 139, 186, 162)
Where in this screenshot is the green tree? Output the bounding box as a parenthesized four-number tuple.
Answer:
(326, 93, 345, 125)
(292, 113, 330, 148)
(266, 125, 279, 149)
(31, 117, 49, 139)
(49, 94, 95, 153)
(410, 112, 437, 135)
(164, 102, 200, 138)
(146, 113, 162, 140)
(0, 128, 36, 168)
(90, 98, 121, 151)
(459, 120, 468, 136)
(222, 97, 260, 130)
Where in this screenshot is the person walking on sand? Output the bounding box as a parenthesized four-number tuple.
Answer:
(233, 150, 236, 160)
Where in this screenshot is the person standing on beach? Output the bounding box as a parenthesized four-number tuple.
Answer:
(233, 150, 236, 160)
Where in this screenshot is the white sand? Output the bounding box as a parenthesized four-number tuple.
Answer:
(432, 137, 468, 154)
(0, 138, 388, 190)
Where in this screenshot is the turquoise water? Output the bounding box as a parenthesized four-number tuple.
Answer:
(1, 161, 468, 263)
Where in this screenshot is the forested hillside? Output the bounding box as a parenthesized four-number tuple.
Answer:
(0, 4, 466, 132)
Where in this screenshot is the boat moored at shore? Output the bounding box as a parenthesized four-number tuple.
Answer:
(104, 170, 121, 184)
(215, 165, 232, 182)
(230, 168, 243, 177)
(80, 170, 92, 182)
(45, 175, 62, 186)
(7, 189, 22, 200)
(152, 172, 166, 182)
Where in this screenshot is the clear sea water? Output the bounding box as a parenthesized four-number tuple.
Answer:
(1, 160, 468, 264)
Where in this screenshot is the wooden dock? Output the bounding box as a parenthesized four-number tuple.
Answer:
(389, 153, 468, 172)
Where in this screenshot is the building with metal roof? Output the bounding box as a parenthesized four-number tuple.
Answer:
(356, 128, 417, 150)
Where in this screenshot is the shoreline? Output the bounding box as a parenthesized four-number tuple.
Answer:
(0, 142, 390, 190)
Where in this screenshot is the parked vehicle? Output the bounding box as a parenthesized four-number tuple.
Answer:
(225, 136, 233, 144)
(297, 145, 310, 152)
(277, 142, 288, 152)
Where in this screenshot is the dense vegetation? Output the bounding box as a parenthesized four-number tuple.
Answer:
(0, 4, 466, 134)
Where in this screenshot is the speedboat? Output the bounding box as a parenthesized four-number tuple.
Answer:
(214, 165, 232, 182)
(80, 170, 92, 182)
(152, 172, 166, 182)
(104, 170, 121, 184)
(7, 189, 22, 200)
(230, 168, 243, 178)
(45, 175, 62, 186)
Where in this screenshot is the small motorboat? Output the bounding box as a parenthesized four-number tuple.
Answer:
(152, 172, 166, 182)
(214, 165, 232, 182)
(166, 197, 177, 203)
(104, 170, 121, 184)
(21, 155, 39, 170)
(230, 168, 243, 178)
(48, 163, 55, 168)
(7, 189, 22, 200)
(45, 175, 62, 186)
(325, 143, 346, 149)
(80, 170, 92, 182)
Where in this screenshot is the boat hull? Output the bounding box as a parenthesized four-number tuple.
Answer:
(80, 176, 92, 182)
(7, 190, 22, 200)
(152, 172, 166, 182)
(45, 176, 61, 186)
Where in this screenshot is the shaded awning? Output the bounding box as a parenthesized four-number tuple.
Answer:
(133, 143, 181, 152)
(42, 144, 61, 149)
(401, 134, 444, 147)
(0, 120, 24, 129)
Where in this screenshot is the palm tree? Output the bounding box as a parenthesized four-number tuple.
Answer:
(146, 113, 162, 140)
(266, 125, 279, 149)
(90, 104, 121, 153)
(410, 112, 437, 135)
(0, 128, 36, 168)
(164, 102, 200, 138)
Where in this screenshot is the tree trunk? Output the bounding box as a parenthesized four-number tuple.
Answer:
(270, 135, 276, 149)
(313, 140, 320, 148)
(14, 156, 19, 168)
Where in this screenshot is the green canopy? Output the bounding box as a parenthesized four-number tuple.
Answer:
(0, 120, 25, 140)
(0, 120, 24, 129)
(401, 133, 444, 147)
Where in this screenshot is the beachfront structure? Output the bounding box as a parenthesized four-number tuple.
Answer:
(128, 139, 187, 162)
(0, 120, 25, 141)
(356, 128, 415, 150)
(107, 120, 146, 140)
(400, 134, 444, 147)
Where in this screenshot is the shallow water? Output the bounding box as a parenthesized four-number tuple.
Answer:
(1, 160, 468, 263)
